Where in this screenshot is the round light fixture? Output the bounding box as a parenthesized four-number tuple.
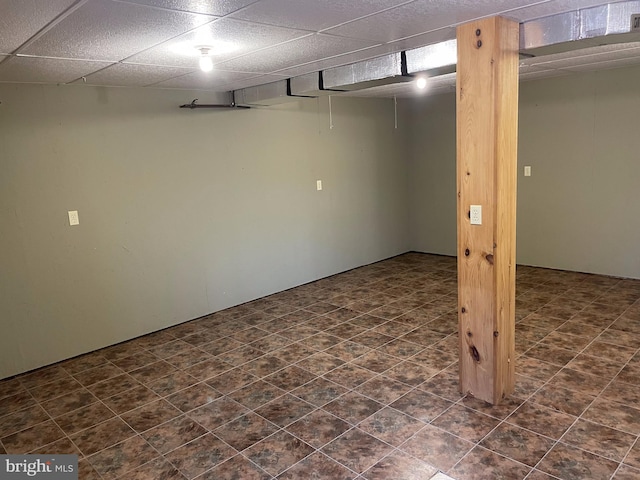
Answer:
(416, 77, 428, 90)
(197, 46, 213, 72)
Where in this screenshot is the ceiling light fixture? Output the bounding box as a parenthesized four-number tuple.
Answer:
(416, 77, 428, 90)
(197, 46, 213, 72)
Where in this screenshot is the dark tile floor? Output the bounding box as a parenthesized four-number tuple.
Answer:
(1, 252, 640, 480)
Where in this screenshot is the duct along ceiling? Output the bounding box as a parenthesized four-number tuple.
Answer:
(0, 0, 639, 99)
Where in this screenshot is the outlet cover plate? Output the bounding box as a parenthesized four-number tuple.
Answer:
(470, 205, 482, 225)
(68, 210, 79, 226)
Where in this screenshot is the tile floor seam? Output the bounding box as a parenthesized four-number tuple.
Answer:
(447, 442, 534, 478)
(614, 437, 640, 479)
(3, 254, 640, 480)
(277, 448, 360, 479)
(526, 338, 640, 478)
(522, 469, 563, 480)
(561, 417, 640, 462)
(84, 433, 157, 479)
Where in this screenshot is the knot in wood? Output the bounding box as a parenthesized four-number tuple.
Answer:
(469, 345, 481, 362)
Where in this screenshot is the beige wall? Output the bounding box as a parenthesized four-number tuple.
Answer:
(407, 65, 640, 280)
(3, 65, 639, 378)
(0, 84, 409, 378)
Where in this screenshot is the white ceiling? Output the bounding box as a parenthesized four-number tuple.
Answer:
(0, 0, 638, 94)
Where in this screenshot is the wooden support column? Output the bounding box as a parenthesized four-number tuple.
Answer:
(456, 16, 519, 405)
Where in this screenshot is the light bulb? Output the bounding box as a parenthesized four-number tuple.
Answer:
(199, 54, 213, 72)
(416, 77, 428, 90)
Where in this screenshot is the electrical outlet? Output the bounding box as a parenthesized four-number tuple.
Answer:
(470, 205, 482, 225)
(68, 210, 79, 226)
(316, 180, 322, 191)
(524, 166, 531, 177)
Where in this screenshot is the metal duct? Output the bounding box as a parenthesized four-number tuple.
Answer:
(322, 52, 412, 91)
(405, 39, 457, 76)
(521, 1, 640, 53)
(289, 72, 347, 96)
(234, 0, 640, 103)
(234, 80, 294, 106)
(289, 72, 323, 97)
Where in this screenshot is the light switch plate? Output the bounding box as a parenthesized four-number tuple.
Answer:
(68, 210, 79, 226)
(316, 180, 323, 191)
(524, 166, 531, 177)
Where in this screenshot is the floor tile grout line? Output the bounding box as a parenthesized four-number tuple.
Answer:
(464, 297, 636, 476)
(525, 330, 640, 478)
(614, 436, 640, 479)
(2, 256, 636, 480)
(439, 368, 548, 477)
(447, 441, 535, 478)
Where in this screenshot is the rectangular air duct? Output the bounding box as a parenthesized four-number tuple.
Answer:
(322, 52, 412, 91)
(405, 39, 458, 76)
(288, 72, 347, 96)
(521, 1, 640, 54)
(234, 80, 290, 106)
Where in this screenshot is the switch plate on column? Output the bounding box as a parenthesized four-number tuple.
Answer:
(524, 166, 531, 176)
(316, 180, 322, 191)
(68, 210, 79, 226)
(470, 205, 482, 225)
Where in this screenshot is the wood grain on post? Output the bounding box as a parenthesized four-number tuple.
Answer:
(456, 16, 519, 405)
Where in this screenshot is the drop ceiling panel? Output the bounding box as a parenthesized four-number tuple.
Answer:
(0, 56, 113, 83)
(150, 68, 256, 89)
(0, 0, 78, 54)
(323, 0, 539, 43)
(127, 18, 310, 68)
(21, 0, 216, 61)
(386, 28, 457, 52)
(119, 0, 259, 16)
(0, 0, 637, 94)
(229, 0, 416, 31)
(214, 33, 379, 73)
(73, 63, 196, 86)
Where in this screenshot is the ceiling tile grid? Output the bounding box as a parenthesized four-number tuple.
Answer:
(117, 0, 261, 17)
(228, 0, 418, 32)
(0, 56, 114, 84)
(20, 0, 217, 61)
(0, 0, 78, 54)
(212, 33, 380, 74)
(148, 68, 265, 89)
(125, 18, 312, 69)
(0, 0, 638, 93)
(72, 62, 196, 86)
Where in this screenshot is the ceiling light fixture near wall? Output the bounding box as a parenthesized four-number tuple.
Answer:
(197, 46, 213, 72)
(415, 77, 428, 90)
